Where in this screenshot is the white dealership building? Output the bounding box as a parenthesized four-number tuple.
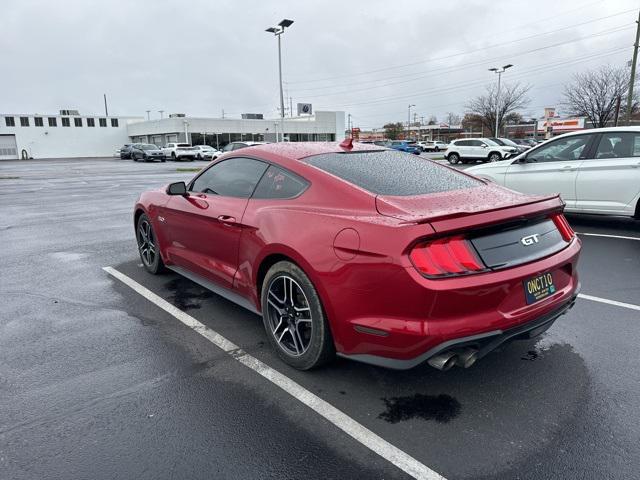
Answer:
(0, 110, 345, 160)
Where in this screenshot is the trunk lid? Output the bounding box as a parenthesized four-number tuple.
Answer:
(375, 185, 562, 231)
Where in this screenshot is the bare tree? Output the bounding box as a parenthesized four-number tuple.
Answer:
(427, 115, 438, 125)
(465, 82, 531, 135)
(562, 64, 636, 128)
(444, 112, 461, 126)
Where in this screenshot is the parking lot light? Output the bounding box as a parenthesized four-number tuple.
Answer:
(266, 19, 294, 142)
(489, 64, 513, 137)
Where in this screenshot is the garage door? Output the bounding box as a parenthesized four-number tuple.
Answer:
(0, 135, 18, 160)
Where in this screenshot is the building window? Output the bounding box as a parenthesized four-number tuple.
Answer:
(4, 116, 15, 127)
(99, 118, 107, 127)
(34, 117, 43, 127)
(74, 118, 82, 127)
(111, 118, 119, 127)
(48, 117, 57, 127)
(61, 117, 70, 127)
(87, 118, 95, 127)
(20, 117, 29, 127)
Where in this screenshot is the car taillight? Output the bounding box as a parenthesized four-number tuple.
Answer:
(551, 213, 575, 241)
(410, 236, 485, 277)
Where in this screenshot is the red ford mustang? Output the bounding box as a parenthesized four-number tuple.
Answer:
(134, 140, 581, 371)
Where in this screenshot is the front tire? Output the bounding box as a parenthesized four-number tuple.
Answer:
(448, 152, 460, 164)
(261, 261, 335, 370)
(136, 213, 165, 274)
(488, 152, 501, 162)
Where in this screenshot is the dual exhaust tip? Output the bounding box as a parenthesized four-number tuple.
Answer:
(427, 348, 478, 371)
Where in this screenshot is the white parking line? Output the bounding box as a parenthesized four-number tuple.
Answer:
(103, 266, 446, 480)
(577, 232, 640, 241)
(578, 293, 640, 312)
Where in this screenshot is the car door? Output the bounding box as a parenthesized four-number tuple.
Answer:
(469, 140, 485, 159)
(574, 131, 640, 215)
(504, 133, 596, 208)
(162, 157, 269, 288)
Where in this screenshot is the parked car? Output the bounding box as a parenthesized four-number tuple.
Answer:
(388, 140, 421, 155)
(133, 142, 580, 371)
(119, 144, 135, 159)
(466, 127, 640, 218)
(193, 145, 221, 160)
(488, 137, 529, 154)
(445, 138, 518, 164)
(373, 140, 389, 147)
(221, 141, 268, 153)
(162, 143, 198, 161)
(419, 140, 449, 152)
(130, 144, 166, 162)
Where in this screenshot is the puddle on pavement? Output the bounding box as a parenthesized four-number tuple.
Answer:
(165, 277, 213, 310)
(521, 350, 539, 361)
(379, 393, 461, 424)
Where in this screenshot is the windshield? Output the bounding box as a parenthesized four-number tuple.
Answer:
(140, 144, 157, 150)
(484, 139, 500, 146)
(304, 150, 481, 196)
(177, 143, 191, 147)
(500, 138, 519, 147)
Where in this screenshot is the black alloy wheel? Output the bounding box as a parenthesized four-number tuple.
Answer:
(136, 214, 164, 274)
(262, 261, 335, 370)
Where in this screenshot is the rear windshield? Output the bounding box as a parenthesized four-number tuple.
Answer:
(304, 150, 481, 196)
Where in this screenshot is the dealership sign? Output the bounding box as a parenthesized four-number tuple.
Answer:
(536, 117, 585, 132)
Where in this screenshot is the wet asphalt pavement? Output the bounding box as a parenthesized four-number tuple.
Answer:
(1, 157, 639, 480)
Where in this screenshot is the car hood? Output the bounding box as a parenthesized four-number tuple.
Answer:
(375, 184, 557, 228)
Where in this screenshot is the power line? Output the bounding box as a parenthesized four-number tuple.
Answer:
(287, 9, 637, 85)
(312, 47, 629, 110)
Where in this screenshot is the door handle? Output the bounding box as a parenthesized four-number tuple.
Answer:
(559, 165, 576, 171)
(217, 215, 236, 225)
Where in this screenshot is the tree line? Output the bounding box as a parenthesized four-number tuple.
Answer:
(383, 64, 638, 139)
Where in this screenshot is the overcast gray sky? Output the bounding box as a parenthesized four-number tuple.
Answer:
(2, 0, 638, 128)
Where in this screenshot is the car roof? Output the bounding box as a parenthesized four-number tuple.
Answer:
(546, 126, 640, 139)
(243, 141, 386, 161)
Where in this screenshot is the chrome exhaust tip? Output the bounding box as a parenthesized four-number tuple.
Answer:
(427, 351, 458, 371)
(454, 348, 478, 369)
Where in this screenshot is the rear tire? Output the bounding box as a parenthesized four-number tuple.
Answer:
(448, 152, 460, 164)
(136, 213, 165, 274)
(261, 261, 335, 370)
(488, 152, 501, 162)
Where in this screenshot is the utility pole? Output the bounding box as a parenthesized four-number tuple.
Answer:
(625, 8, 640, 126)
(290, 97, 293, 117)
(145, 110, 150, 121)
(347, 113, 352, 137)
(103, 94, 108, 117)
(407, 104, 415, 140)
(221, 109, 225, 119)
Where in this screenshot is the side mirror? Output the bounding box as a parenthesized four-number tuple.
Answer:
(167, 181, 188, 196)
(481, 144, 488, 148)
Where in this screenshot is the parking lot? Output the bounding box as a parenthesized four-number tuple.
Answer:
(1, 157, 639, 480)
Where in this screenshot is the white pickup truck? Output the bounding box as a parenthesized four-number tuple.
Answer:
(162, 143, 198, 161)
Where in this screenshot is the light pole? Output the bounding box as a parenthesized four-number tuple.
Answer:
(183, 120, 189, 144)
(407, 104, 415, 140)
(489, 64, 513, 137)
(266, 19, 294, 142)
(158, 110, 164, 119)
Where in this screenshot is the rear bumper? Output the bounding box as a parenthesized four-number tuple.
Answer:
(338, 291, 578, 369)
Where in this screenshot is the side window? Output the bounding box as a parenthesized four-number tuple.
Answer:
(222, 143, 234, 152)
(470, 140, 482, 147)
(191, 157, 268, 198)
(456, 140, 468, 147)
(594, 132, 640, 159)
(252, 165, 308, 199)
(528, 135, 593, 162)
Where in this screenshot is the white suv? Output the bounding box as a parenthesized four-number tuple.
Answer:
(466, 127, 640, 218)
(162, 143, 198, 161)
(445, 138, 517, 164)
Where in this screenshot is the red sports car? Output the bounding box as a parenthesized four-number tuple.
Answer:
(134, 140, 580, 371)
